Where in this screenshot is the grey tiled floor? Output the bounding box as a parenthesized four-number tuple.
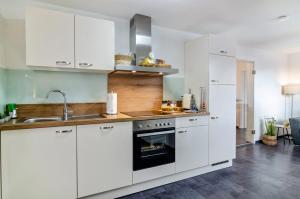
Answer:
(119, 140, 299, 199)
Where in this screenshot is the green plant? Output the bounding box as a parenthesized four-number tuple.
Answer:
(265, 119, 276, 136)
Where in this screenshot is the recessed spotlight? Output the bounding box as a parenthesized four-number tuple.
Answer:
(159, 72, 163, 75)
(132, 70, 136, 73)
(276, 15, 290, 22)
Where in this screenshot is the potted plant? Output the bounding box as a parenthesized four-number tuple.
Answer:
(262, 118, 277, 146)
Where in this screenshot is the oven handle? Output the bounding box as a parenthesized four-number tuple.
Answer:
(136, 130, 175, 138)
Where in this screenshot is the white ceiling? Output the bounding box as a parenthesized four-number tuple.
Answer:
(4, 0, 300, 53)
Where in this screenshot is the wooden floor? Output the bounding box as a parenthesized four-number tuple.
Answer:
(120, 139, 300, 199)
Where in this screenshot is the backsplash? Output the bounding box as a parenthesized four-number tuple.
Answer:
(4, 69, 107, 104)
(0, 69, 184, 114)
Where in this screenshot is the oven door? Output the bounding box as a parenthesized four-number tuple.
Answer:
(133, 128, 175, 171)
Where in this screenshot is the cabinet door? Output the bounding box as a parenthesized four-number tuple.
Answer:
(209, 34, 236, 57)
(77, 122, 132, 197)
(1, 126, 77, 199)
(176, 125, 209, 173)
(75, 15, 114, 71)
(26, 7, 75, 68)
(209, 54, 236, 85)
(209, 85, 236, 164)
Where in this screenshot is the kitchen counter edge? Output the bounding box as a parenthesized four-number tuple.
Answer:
(0, 112, 210, 131)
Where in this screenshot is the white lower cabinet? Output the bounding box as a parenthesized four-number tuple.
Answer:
(176, 125, 209, 173)
(1, 126, 77, 199)
(77, 122, 133, 198)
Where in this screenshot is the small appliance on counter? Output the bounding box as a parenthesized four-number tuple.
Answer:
(106, 91, 117, 115)
(182, 89, 198, 112)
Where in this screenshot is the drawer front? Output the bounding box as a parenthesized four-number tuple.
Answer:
(176, 116, 209, 128)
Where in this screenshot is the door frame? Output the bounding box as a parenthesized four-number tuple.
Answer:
(236, 59, 256, 144)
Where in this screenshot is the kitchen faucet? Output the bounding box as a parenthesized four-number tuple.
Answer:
(46, 89, 70, 120)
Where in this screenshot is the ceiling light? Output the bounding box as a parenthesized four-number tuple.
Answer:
(276, 15, 290, 22)
(132, 70, 136, 73)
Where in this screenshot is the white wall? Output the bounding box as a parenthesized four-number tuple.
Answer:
(236, 46, 289, 141)
(287, 52, 300, 117)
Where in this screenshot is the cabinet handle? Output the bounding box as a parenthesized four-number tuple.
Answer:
(100, 126, 114, 130)
(211, 80, 219, 83)
(220, 50, 228, 54)
(79, 63, 93, 67)
(56, 61, 71, 65)
(189, 118, 197, 122)
(211, 116, 219, 120)
(178, 130, 188, 134)
(56, 130, 72, 134)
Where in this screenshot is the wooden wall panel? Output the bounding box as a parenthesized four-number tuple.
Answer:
(17, 103, 106, 118)
(108, 73, 163, 112)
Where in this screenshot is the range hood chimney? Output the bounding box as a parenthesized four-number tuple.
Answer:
(114, 14, 178, 76)
(130, 14, 152, 65)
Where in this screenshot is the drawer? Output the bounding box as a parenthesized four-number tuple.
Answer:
(176, 116, 209, 128)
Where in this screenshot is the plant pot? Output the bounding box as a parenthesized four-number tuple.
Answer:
(262, 135, 277, 146)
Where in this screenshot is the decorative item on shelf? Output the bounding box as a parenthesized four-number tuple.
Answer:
(115, 54, 133, 66)
(155, 59, 172, 69)
(262, 118, 277, 146)
(138, 52, 155, 67)
(200, 87, 208, 112)
(106, 91, 117, 115)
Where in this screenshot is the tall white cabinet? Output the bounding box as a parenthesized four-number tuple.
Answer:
(26, 7, 115, 71)
(185, 34, 236, 165)
(1, 126, 77, 199)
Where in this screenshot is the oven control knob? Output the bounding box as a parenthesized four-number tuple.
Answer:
(159, 123, 163, 126)
(163, 123, 166, 126)
(147, 124, 151, 128)
(168, 122, 171, 125)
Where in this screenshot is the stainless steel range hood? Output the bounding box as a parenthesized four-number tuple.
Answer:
(114, 14, 178, 76)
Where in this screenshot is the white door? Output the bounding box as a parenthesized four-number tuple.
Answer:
(75, 15, 114, 71)
(209, 85, 236, 164)
(1, 126, 77, 199)
(77, 122, 133, 197)
(176, 126, 209, 173)
(26, 7, 75, 68)
(209, 54, 236, 85)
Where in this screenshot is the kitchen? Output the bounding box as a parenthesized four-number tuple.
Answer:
(0, 4, 235, 199)
(0, 1, 296, 199)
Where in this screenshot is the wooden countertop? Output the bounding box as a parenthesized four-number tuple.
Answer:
(0, 112, 209, 131)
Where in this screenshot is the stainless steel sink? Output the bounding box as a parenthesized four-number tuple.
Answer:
(22, 114, 103, 123)
(23, 117, 63, 123)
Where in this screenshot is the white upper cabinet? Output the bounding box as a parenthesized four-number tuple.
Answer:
(26, 7, 75, 68)
(1, 126, 77, 199)
(77, 122, 133, 198)
(26, 7, 115, 71)
(209, 54, 236, 85)
(209, 34, 236, 57)
(75, 15, 114, 70)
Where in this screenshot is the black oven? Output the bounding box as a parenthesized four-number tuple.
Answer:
(133, 119, 175, 171)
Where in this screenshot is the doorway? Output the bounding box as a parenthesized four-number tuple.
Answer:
(236, 60, 255, 146)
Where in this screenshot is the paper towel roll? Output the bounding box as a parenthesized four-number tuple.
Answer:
(106, 92, 117, 115)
